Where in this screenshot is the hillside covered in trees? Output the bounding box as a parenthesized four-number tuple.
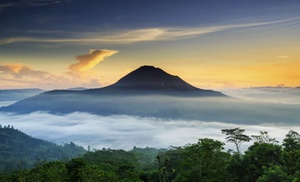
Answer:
(0, 125, 86, 173)
(1, 126, 300, 181)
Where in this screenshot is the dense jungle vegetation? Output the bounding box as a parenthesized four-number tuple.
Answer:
(1, 126, 300, 181)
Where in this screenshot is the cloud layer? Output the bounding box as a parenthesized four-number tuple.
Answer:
(0, 112, 297, 151)
(221, 87, 300, 104)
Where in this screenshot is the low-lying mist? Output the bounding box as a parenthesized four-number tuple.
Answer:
(0, 112, 298, 151)
(2, 94, 300, 125)
(1, 87, 300, 151)
(221, 87, 300, 104)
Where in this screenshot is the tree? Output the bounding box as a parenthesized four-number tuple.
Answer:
(257, 165, 291, 182)
(22, 161, 67, 182)
(283, 130, 300, 151)
(79, 165, 118, 182)
(221, 128, 251, 155)
(174, 138, 230, 182)
(66, 158, 86, 182)
(243, 142, 283, 181)
(251, 131, 278, 144)
(282, 130, 300, 177)
(225, 152, 246, 182)
(156, 147, 184, 182)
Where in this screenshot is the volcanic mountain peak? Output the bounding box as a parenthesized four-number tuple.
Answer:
(111, 65, 197, 91)
(0, 65, 227, 115)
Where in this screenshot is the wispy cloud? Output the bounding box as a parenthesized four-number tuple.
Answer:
(277, 55, 289, 59)
(0, 18, 298, 45)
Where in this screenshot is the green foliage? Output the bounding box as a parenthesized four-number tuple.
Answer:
(157, 146, 184, 182)
(221, 127, 251, 154)
(251, 131, 279, 144)
(243, 142, 283, 181)
(130, 146, 166, 171)
(66, 158, 87, 181)
(0, 126, 86, 172)
(226, 153, 246, 181)
(78, 165, 118, 182)
(83, 149, 142, 181)
(174, 138, 230, 182)
(61, 142, 86, 158)
(2, 127, 300, 181)
(83, 149, 139, 168)
(257, 165, 291, 182)
(20, 161, 67, 182)
(282, 130, 300, 178)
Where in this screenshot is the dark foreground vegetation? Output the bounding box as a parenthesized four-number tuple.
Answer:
(0, 126, 86, 172)
(1, 126, 300, 181)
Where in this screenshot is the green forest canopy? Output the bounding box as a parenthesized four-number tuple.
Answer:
(1, 125, 300, 181)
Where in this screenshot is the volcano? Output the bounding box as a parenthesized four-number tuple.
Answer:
(1, 66, 298, 125)
(0, 65, 226, 116)
(82, 65, 225, 97)
(112, 65, 198, 90)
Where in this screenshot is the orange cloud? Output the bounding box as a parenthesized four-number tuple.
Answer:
(69, 49, 118, 72)
(0, 62, 112, 89)
(0, 63, 48, 78)
(0, 63, 75, 89)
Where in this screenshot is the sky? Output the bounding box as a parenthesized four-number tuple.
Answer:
(1, 0, 300, 90)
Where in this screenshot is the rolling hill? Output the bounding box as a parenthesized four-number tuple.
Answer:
(0, 125, 86, 172)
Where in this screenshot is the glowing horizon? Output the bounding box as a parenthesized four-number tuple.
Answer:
(0, 1, 299, 90)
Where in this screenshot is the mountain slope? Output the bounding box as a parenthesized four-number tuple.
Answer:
(112, 65, 198, 90)
(0, 126, 86, 172)
(0, 65, 226, 116)
(0, 89, 44, 101)
(83, 65, 225, 96)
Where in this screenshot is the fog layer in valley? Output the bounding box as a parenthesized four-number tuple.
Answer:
(2, 94, 300, 125)
(0, 87, 299, 151)
(0, 111, 298, 151)
(221, 87, 300, 104)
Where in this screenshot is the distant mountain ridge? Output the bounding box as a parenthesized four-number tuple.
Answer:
(0, 89, 44, 101)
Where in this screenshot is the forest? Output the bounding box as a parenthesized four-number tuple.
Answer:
(1, 126, 300, 181)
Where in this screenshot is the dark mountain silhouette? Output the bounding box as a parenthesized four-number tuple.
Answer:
(0, 65, 227, 116)
(82, 65, 225, 96)
(112, 65, 199, 90)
